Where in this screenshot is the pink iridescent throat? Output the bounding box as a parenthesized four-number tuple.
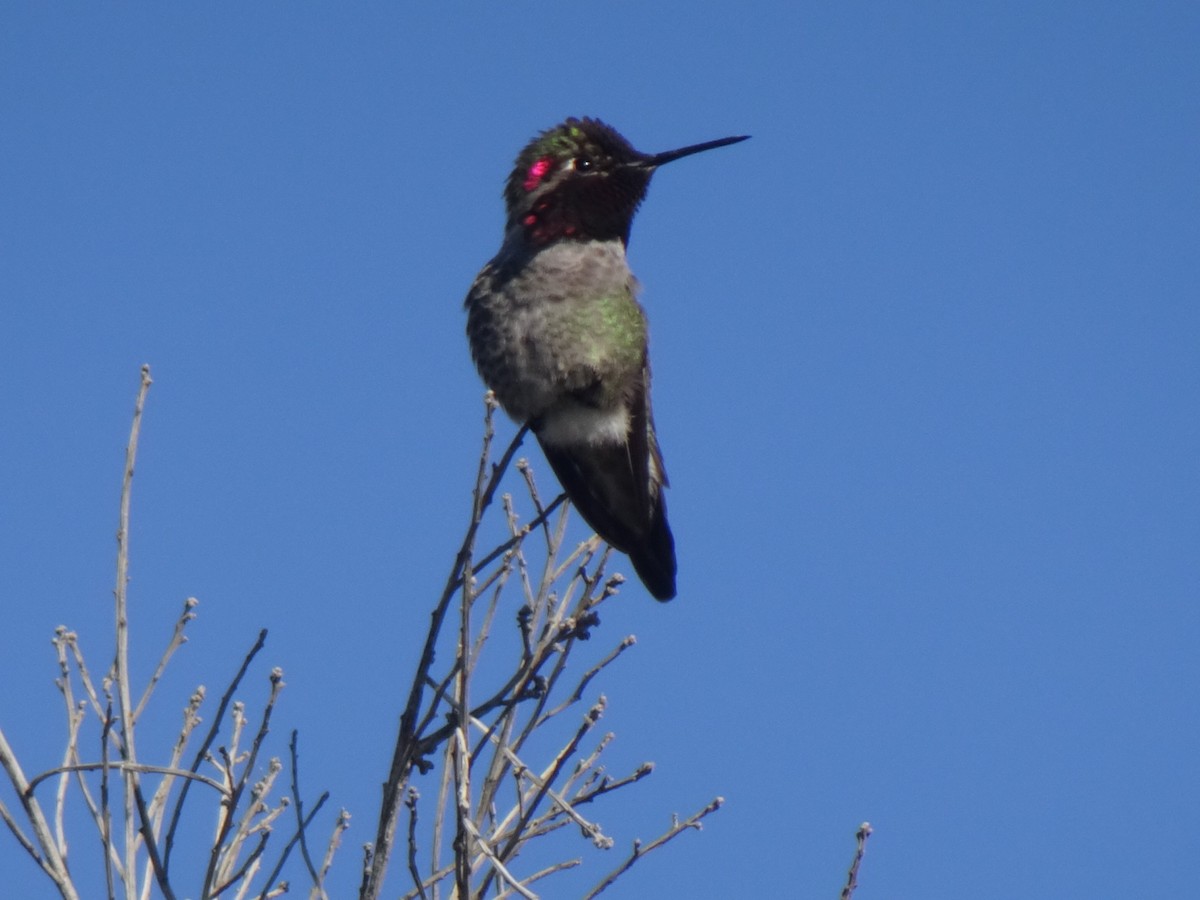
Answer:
(523, 157, 552, 192)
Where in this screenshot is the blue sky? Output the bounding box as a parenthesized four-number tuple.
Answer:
(2, 3, 1197, 897)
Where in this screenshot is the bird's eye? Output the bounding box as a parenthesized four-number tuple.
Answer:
(575, 157, 594, 172)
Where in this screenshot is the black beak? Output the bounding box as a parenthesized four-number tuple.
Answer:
(640, 133, 750, 168)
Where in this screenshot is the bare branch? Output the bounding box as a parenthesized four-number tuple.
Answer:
(133, 597, 198, 722)
(0, 726, 79, 898)
(469, 493, 567, 577)
(25, 762, 227, 799)
(162, 629, 268, 876)
(840, 821, 873, 900)
(2, 379, 730, 899)
(113, 364, 153, 892)
(311, 809, 351, 900)
(0, 368, 350, 899)
(287, 730, 321, 885)
(202, 668, 285, 896)
(582, 798, 724, 899)
(539, 636, 636, 724)
(403, 789, 427, 900)
(459, 816, 537, 900)
(258, 782, 332, 899)
(494, 857, 581, 899)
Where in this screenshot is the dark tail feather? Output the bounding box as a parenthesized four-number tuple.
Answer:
(537, 437, 677, 601)
(628, 501, 677, 601)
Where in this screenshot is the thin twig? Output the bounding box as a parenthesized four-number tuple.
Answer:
(257, 789, 332, 899)
(0, 792, 36, 858)
(114, 363, 153, 894)
(202, 668, 285, 896)
(63, 632, 109, 730)
(477, 722, 611, 849)
(430, 733, 454, 893)
(840, 822, 873, 900)
(25, 762, 228, 799)
(131, 780, 176, 900)
(53, 703, 80, 869)
(99, 699, 116, 899)
(51, 628, 83, 863)
(453, 480, 477, 900)
(582, 798, 724, 899)
(539, 636, 636, 724)
(505, 573, 604, 757)
(477, 700, 608, 898)
(162, 629, 268, 876)
(212, 831, 270, 896)
(133, 597, 198, 722)
(460, 817, 537, 900)
(403, 789, 427, 900)
(468, 493, 567, 578)
(568, 762, 653, 809)
(494, 857, 581, 899)
(142, 684, 206, 870)
(288, 730, 321, 885)
(312, 809, 351, 900)
(451, 728, 471, 899)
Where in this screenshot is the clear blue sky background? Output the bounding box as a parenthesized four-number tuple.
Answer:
(2, 3, 1197, 897)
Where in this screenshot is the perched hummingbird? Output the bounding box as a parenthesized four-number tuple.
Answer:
(465, 118, 748, 601)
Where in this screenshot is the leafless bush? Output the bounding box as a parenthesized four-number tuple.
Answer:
(360, 392, 723, 899)
(0, 367, 730, 899)
(0, 366, 348, 899)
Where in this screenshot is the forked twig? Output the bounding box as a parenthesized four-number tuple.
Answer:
(133, 597, 198, 721)
(582, 798, 724, 899)
(288, 730, 321, 885)
(162, 629, 268, 876)
(200, 668, 285, 896)
(468, 493, 567, 578)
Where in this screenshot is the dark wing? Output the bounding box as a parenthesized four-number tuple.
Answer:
(536, 365, 676, 600)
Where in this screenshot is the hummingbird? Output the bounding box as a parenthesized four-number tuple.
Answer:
(464, 117, 748, 601)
